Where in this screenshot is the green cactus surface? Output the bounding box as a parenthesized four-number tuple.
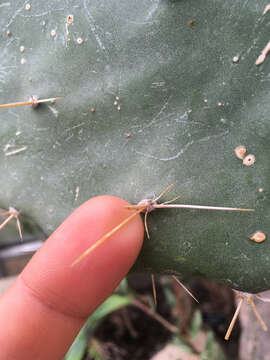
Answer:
(1, 1, 270, 293)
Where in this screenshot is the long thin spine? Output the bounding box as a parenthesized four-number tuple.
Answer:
(225, 297, 244, 340)
(37, 97, 63, 104)
(172, 275, 199, 303)
(0, 214, 14, 230)
(151, 274, 157, 306)
(71, 208, 144, 266)
(154, 204, 254, 212)
(161, 196, 181, 205)
(0, 211, 12, 216)
(0, 97, 63, 109)
(154, 183, 175, 202)
(247, 297, 268, 331)
(124, 205, 148, 210)
(0, 101, 33, 109)
(16, 218, 23, 242)
(144, 211, 150, 239)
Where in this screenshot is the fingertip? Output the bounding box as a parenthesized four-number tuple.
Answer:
(0, 195, 145, 359)
(22, 195, 145, 316)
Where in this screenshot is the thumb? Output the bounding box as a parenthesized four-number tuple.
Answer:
(0, 195, 144, 359)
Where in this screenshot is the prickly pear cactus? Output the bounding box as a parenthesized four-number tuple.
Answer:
(1, 0, 270, 293)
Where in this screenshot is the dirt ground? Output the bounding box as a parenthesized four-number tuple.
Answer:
(86, 275, 243, 360)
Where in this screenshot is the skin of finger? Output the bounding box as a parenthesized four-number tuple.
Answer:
(0, 195, 144, 359)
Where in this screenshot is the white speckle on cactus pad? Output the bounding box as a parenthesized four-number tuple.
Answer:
(250, 231, 266, 243)
(234, 146, 246, 160)
(50, 29, 56, 38)
(67, 15, 74, 24)
(263, 4, 270, 15)
(243, 154, 255, 166)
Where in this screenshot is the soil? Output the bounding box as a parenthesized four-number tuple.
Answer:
(85, 275, 241, 360)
